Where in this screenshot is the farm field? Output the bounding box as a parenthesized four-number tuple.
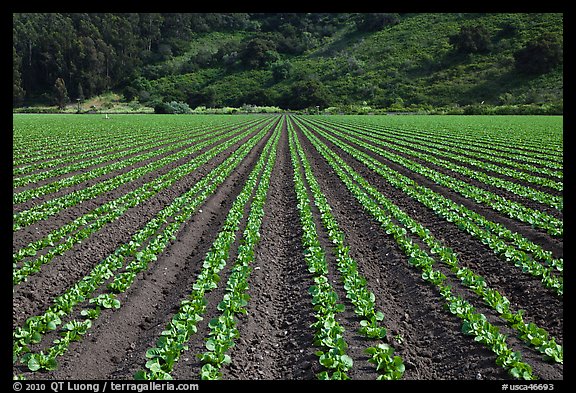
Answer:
(12, 113, 563, 381)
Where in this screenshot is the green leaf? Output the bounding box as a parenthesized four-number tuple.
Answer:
(365, 347, 377, 356)
(146, 348, 162, 359)
(317, 371, 330, 380)
(341, 354, 353, 369)
(31, 332, 42, 344)
(45, 357, 58, 371)
(393, 356, 405, 373)
(146, 359, 162, 373)
(319, 355, 334, 368)
(200, 363, 220, 380)
(27, 357, 40, 371)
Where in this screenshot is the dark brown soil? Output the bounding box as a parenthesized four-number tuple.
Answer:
(15, 118, 277, 380)
(13, 121, 266, 327)
(290, 118, 562, 380)
(291, 118, 510, 380)
(13, 129, 214, 193)
(13, 115, 563, 382)
(221, 119, 319, 380)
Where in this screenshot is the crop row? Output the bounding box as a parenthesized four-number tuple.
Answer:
(13, 118, 251, 188)
(13, 117, 279, 375)
(294, 117, 562, 379)
(14, 132, 224, 204)
(298, 117, 562, 295)
(12, 114, 562, 381)
(13, 120, 270, 286)
(12, 119, 270, 231)
(351, 116, 563, 164)
(288, 119, 404, 380)
(371, 124, 562, 181)
(14, 131, 177, 179)
(324, 118, 563, 190)
(315, 118, 562, 210)
(13, 115, 258, 169)
(135, 117, 281, 380)
(13, 119, 165, 166)
(304, 117, 562, 237)
(330, 117, 563, 173)
(195, 121, 280, 380)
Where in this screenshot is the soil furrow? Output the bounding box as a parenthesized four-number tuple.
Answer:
(318, 124, 563, 257)
(12, 124, 256, 251)
(12, 126, 242, 215)
(306, 123, 563, 344)
(293, 118, 544, 380)
(39, 122, 274, 380)
(223, 117, 318, 380)
(328, 124, 563, 222)
(13, 129, 216, 193)
(12, 114, 563, 382)
(167, 121, 280, 380)
(12, 125, 265, 328)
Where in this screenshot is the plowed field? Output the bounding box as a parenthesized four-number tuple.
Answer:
(13, 113, 563, 381)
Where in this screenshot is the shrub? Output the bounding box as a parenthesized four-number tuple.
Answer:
(514, 34, 563, 75)
(154, 101, 192, 114)
(450, 25, 492, 54)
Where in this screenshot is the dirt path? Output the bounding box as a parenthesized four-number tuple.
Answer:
(221, 117, 318, 380)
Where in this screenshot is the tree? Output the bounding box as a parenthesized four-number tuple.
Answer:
(13, 46, 25, 107)
(139, 13, 163, 52)
(187, 86, 219, 108)
(53, 77, 69, 109)
(123, 85, 138, 102)
(283, 78, 331, 110)
(450, 25, 492, 54)
(77, 82, 85, 101)
(13, 13, 43, 97)
(271, 60, 293, 82)
(354, 13, 400, 32)
(241, 88, 273, 106)
(514, 34, 563, 75)
(154, 100, 192, 114)
(194, 48, 214, 67)
(240, 38, 279, 68)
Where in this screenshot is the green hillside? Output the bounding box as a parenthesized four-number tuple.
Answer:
(13, 13, 563, 114)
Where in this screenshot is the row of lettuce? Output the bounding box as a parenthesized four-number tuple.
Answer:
(13, 114, 561, 380)
(13, 116, 278, 376)
(292, 115, 562, 379)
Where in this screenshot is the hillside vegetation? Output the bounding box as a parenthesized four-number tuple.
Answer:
(13, 13, 563, 113)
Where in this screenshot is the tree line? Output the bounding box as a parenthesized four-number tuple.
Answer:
(13, 13, 562, 111)
(13, 13, 353, 107)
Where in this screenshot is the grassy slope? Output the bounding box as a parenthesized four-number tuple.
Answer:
(26, 13, 560, 112)
(282, 13, 563, 107)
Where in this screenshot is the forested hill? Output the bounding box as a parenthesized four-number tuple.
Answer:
(13, 13, 563, 113)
